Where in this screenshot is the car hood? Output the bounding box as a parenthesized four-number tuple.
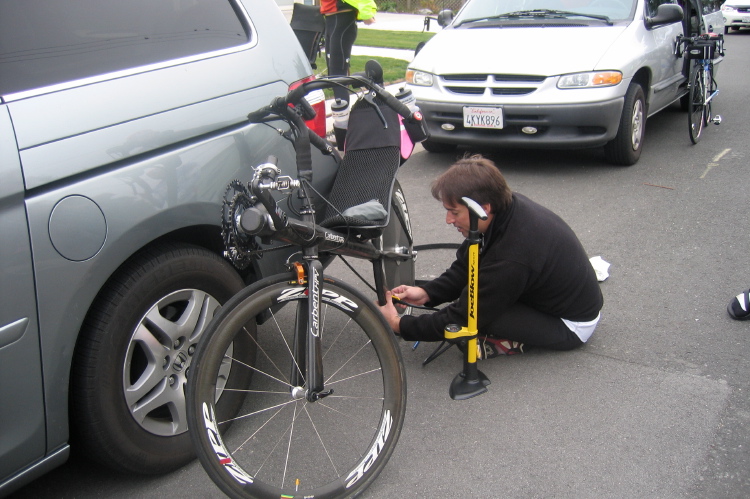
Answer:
(412, 25, 628, 76)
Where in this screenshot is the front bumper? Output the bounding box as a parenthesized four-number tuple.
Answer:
(417, 98, 625, 149)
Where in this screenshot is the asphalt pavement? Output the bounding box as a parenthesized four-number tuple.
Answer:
(9, 7, 750, 499)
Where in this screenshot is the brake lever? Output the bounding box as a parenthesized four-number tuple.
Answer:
(362, 90, 388, 128)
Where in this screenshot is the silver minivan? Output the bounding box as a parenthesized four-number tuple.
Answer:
(406, 0, 724, 165)
(0, 0, 335, 494)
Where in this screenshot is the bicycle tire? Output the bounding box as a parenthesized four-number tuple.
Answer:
(688, 65, 705, 144)
(382, 179, 415, 290)
(187, 272, 406, 499)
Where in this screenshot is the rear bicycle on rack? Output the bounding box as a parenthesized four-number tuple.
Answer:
(681, 32, 724, 144)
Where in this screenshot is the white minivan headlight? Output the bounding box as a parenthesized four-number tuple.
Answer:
(406, 69, 434, 87)
(558, 71, 622, 89)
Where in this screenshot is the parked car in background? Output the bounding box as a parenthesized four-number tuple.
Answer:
(406, 0, 724, 165)
(721, 1, 750, 32)
(0, 0, 334, 495)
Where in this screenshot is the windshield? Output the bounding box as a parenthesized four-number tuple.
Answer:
(454, 0, 636, 25)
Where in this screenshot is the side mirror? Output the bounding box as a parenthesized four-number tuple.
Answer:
(437, 9, 454, 27)
(645, 4, 683, 29)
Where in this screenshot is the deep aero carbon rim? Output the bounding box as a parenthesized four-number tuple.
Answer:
(186, 273, 407, 499)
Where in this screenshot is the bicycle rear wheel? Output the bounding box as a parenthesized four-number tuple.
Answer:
(381, 180, 415, 290)
(187, 273, 406, 499)
(688, 65, 706, 144)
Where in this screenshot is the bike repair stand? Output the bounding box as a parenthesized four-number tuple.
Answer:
(443, 197, 491, 400)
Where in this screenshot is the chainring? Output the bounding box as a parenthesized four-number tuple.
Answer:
(221, 180, 261, 269)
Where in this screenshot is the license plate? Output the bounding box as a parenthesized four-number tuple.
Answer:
(743, 16, 750, 22)
(463, 106, 503, 129)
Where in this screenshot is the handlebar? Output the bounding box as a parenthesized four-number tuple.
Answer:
(247, 67, 418, 125)
(680, 32, 723, 44)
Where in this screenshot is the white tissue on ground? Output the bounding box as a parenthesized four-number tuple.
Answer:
(589, 256, 610, 282)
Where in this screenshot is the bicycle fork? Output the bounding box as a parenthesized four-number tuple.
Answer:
(289, 259, 333, 403)
(702, 63, 722, 125)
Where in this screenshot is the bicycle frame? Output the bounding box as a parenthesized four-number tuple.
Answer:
(246, 157, 408, 401)
(227, 67, 426, 401)
(696, 59, 718, 107)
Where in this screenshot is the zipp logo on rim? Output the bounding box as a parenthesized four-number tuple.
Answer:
(202, 403, 254, 485)
(344, 409, 393, 488)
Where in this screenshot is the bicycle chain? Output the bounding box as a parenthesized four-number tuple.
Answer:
(221, 180, 262, 269)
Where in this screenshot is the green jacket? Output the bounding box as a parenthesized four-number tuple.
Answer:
(343, 0, 376, 20)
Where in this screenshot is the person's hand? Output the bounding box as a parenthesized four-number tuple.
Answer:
(377, 290, 401, 334)
(363, 17, 376, 25)
(391, 285, 429, 307)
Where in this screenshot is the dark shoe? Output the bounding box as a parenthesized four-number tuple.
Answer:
(477, 336, 524, 359)
(728, 289, 750, 320)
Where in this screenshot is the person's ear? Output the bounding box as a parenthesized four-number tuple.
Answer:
(481, 203, 493, 216)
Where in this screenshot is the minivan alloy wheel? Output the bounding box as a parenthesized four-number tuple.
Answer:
(123, 289, 234, 436)
(71, 243, 252, 474)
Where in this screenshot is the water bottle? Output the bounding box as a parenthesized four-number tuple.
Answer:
(395, 87, 418, 114)
(395, 87, 428, 153)
(331, 98, 349, 151)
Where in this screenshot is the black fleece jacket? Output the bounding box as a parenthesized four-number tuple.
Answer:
(399, 193, 603, 342)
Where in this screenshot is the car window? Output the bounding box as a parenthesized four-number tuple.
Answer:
(0, 0, 249, 96)
(454, 0, 636, 24)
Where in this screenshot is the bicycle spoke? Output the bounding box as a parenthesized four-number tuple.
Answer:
(219, 398, 298, 426)
(233, 404, 287, 453)
(225, 354, 293, 390)
(324, 339, 373, 385)
(188, 277, 405, 498)
(269, 308, 304, 385)
(321, 312, 352, 360)
(242, 324, 292, 387)
(326, 367, 382, 387)
(253, 403, 303, 478)
(302, 404, 341, 478)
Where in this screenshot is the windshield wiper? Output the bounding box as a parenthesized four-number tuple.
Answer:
(457, 9, 612, 26)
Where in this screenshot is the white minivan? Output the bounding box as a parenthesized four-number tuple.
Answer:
(406, 0, 724, 165)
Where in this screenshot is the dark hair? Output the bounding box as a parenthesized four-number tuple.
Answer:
(430, 154, 512, 215)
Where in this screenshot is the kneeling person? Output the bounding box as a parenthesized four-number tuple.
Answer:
(378, 155, 603, 358)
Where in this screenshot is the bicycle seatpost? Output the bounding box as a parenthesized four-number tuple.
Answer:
(444, 197, 490, 400)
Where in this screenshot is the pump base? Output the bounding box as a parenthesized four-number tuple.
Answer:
(449, 369, 490, 400)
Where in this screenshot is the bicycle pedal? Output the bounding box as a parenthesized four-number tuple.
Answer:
(712, 115, 722, 125)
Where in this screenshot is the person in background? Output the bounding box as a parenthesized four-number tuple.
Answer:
(321, 0, 377, 102)
(378, 155, 604, 359)
(727, 289, 750, 320)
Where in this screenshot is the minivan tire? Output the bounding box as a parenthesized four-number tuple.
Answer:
(604, 83, 645, 166)
(70, 242, 250, 474)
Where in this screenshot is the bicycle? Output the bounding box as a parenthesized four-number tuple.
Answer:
(681, 32, 724, 144)
(185, 62, 429, 499)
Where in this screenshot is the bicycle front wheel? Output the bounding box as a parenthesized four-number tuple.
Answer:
(688, 65, 706, 144)
(187, 273, 406, 499)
